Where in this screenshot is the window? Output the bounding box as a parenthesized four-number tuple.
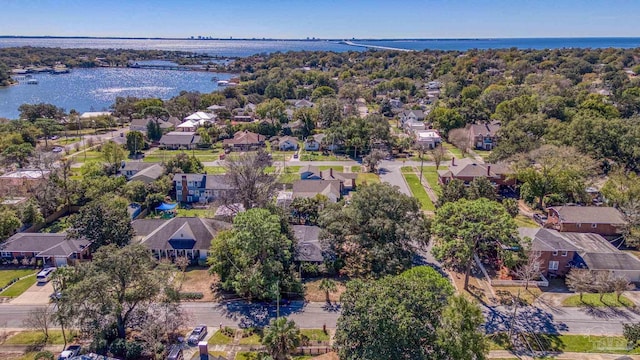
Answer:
(576, 223, 582, 228)
(591, 223, 597, 228)
(562, 250, 568, 257)
(0, 252, 11, 257)
(549, 261, 559, 270)
(552, 250, 558, 256)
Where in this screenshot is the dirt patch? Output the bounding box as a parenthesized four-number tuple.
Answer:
(449, 270, 492, 305)
(177, 268, 219, 302)
(303, 278, 347, 302)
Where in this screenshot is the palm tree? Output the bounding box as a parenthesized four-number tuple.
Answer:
(319, 278, 337, 303)
(261, 318, 302, 360)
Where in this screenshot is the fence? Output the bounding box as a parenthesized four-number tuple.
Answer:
(474, 254, 549, 287)
(23, 205, 81, 233)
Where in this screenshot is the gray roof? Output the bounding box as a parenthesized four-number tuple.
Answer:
(130, 118, 173, 129)
(172, 174, 236, 191)
(438, 158, 510, 179)
(549, 206, 627, 225)
(0, 233, 90, 257)
(292, 180, 341, 201)
(121, 162, 157, 172)
(133, 217, 231, 251)
(293, 225, 323, 262)
(518, 228, 580, 252)
(130, 164, 164, 184)
(469, 123, 500, 137)
(581, 253, 640, 271)
(159, 132, 201, 145)
(401, 110, 426, 120)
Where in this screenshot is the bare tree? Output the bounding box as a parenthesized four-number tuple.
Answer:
(431, 144, 446, 170)
(447, 128, 471, 157)
(174, 256, 190, 291)
(565, 269, 593, 301)
(611, 276, 632, 302)
(514, 251, 543, 290)
(23, 306, 55, 344)
(138, 302, 190, 358)
(594, 271, 614, 302)
(223, 150, 278, 210)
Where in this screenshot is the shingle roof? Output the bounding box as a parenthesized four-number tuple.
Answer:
(549, 206, 627, 225)
(293, 225, 323, 262)
(469, 123, 500, 138)
(133, 217, 231, 251)
(172, 174, 236, 191)
(121, 162, 157, 172)
(159, 132, 201, 145)
(581, 253, 640, 271)
(293, 180, 341, 201)
(0, 233, 90, 257)
(223, 131, 265, 146)
(130, 164, 164, 183)
(440, 158, 510, 179)
(518, 228, 580, 252)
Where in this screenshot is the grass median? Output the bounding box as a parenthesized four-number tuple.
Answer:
(403, 173, 435, 211)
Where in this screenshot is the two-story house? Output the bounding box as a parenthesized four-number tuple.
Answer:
(468, 123, 501, 150)
(173, 174, 236, 204)
(399, 110, 426, 125)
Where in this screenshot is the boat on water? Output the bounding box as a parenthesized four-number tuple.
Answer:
(26, 78, 38, 85)
(211, 76, 219, 82)
(217, 80, 229, 86)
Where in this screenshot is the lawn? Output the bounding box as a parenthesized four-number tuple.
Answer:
(235, 353, 260, 360)
(204, 166, 226, 174)
(299, 151, 348, 161)
(401, 166, 415, 173)
(521, 333, 640, 354)
(207, 331, 234, 345)
(178, 268, 218, 301)
(176, 208, 212, 218)
(318, 165, 344, 172)
(144, 149, 222, 163)
(356, 173, 380, 186)
(1, 275, 37, 297)
(403, 174, 435, 211)
(54, 137, 79, 145)
(475, 149, 492, 159)
(351, 166, 362, 172)
(562, 293, 634, 307)
(0, 270, 36, 288)
(442, 142, 467, 159)
(304, 278, 347, 302)
(278, 173, 300, 184)
(494, 286, 543, 306)
(239, 333, 262, 345)
(3, 330, 68, 345)
(301, 329, 330, 342)
(514, 215, 539, 228)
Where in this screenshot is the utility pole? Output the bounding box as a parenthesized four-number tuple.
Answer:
(507, 289, 521, 339)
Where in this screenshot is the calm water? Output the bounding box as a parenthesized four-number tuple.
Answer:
(0, 68, 231, 119)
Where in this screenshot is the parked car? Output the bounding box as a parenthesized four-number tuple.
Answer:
(187, 325, 207, 345)
(293, 152, 299, 159)
(58, 345, 81, 360)
(166, 344, 184, 360)
(533, 213, 547, 225)
(49, 135, 59, 140)
(49, 291, 62, 302)
(37, 267, 56, 284)
(52, 146, 64, 153)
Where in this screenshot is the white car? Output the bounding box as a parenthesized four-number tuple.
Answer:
(58, 345, 81, 359)
(52, 146, 64, 153)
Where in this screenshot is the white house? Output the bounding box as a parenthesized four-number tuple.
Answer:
(304, 134, 325, 151)
(415, 130, 442, 149)
(400, 110, 426, 124)
(184, 111, 216, 122)
(278, 136, 299, 151)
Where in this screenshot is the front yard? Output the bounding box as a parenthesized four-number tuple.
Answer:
(304, 278, 347, 302)
(403, 173, 435, 211)
(0, 270, 36, 289)
(562, 293, 634, 307)
(177, 268, 219, 301)
(356, 173, 380, 186)
(0, 276, 37, 297)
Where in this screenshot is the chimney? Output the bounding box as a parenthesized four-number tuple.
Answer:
(487, 165, 491, 176)
(451, 157, 455, 166)
(198, 341, 208, 360)
(329, 168, 333, 177)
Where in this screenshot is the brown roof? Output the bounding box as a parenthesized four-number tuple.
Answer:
(438, 158, 510, 179)
(223, 130, 265, 146)
(549, 206, 627, 225)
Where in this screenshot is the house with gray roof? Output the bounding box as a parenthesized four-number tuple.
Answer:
(546, 206, 627, 236)
(293, 180, 342, 203)
(437, 157, 514, 187)
(133, 217, 230, 262)
(119, 162, 164, 184)
(173, 174, 237, 204)
(293, 225, 323, 263)
(300, 165, 357, 191)
(159, 131, 201, 150)
(399, 110, 426, 124)
(468, 122, 501, 150)
(0, 233, 90, 267)
(129, 118, 174, 133)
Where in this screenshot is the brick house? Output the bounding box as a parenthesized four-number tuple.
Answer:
(468, 123, 501, 150)
(222, 130, 266, 151)
(0, 233, 91, 267)
(437, 158, 514, 187)
(546, 206, 627, 236)
(518, 228, 579, 277)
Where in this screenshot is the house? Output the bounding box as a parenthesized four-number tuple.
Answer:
(427, 81, 442, 90)
(129, 118, 174, 133)
(159, 132, 201, 150)
(176, 120, 199, 132)
(184, 111, 216, 122)
(222, 130, 265, 151)
(119, 162, 162, 180)
(403, 119, 426, 132)
(277, 136, 299, 151)
(300, 165, 357, 191)
(287, 99, 314, 108)
(546, 206, 627, 236)
(468, 123, 501, 150)
(414, 130, 442, 149)
(304, 134, 324, 151)
(293, 225, 323, 263)
(0, 169, 50, 197)
(207, 104, 227, 112)
(173, 174, 236, 204)
(80, 111, 112, 120)
(232, 115, 254, 123)
(133, 217, 230, 262)
(389, 98, 403, 109)
(399, 110, 426, 124)
(437, 158, 514, 187)
(129, 164, 164, 184)
(0, 233, 90, 267)
(293, 180, 342, 203)
(518, 227, 581, 277)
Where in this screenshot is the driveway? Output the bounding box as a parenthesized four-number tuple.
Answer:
(10, 281, 53, 305)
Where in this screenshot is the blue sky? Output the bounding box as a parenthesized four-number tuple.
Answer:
(2, 0, 639, 39)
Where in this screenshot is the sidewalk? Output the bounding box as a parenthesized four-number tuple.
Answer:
(488, 349, 640, 359)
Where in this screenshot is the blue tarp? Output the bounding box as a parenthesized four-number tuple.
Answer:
(156, 202, 178, 211)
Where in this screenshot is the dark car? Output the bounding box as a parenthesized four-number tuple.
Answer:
(533, 213, 547, 225)
(187, 325, 207, 345)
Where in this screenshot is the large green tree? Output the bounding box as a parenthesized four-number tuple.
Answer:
(101, 141, 127, 175)
(0, 208, 21, 242)
(164, 153, 204, 175)
(208, 208, 301, 300)
(432, 198, 517, 289)
(335, 266, 486, 360)
(125, 131, 145, 156)
(320, 183, 430, 278)
(66, 196, 133, 250)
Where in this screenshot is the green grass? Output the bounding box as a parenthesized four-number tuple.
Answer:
(145, 149, 222, 162)
(3, 330, 67, 345)
(442, 142, 466, 159)
(301, 329, 330, 342)
(176, 208, 212, 218)
(204, 166, 226, 174)
(475, 149, 492, 159)
(0, 270, 36, 288)
(0, 275, 37, 298)
(55, 137, 79, 145)
(401, 166, 415, 173)
(404, 173, 435, 211)
(235, 352, 260, 360)
(207, 331, 234, 345)
(562, 293, 634, 307)
(421, 166, 444, 196)
(318, 165, 344, 172)
(514, 215, 539, 228)
(239, 333, 262, 345)
(278, 173, 300, 184)
(356, 173, 381, 186)
(521, 333, 640, 354)
(351, 165, 362, 172)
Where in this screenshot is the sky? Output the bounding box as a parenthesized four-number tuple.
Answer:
(1, 0, 640, 39)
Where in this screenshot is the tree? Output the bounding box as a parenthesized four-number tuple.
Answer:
(101, 141, 126, 175)
(502, 198, 520, 218)
(316, 98, 343, 128)
(319, 278, 337, 303)
(320, 183, 430, 278)
(437, 179, 467, 207)
(256, 98, 287, 124)
(2, 143, 34, 168)
(311, 86, 336, 101)
(447, 128, 470, 157)
(23, 306, 55, 344)
(18, 103, 65, 122)
(335, 266, 486, 360)
(223, 151, 278, 210)
(34, 118, 64, 148)
(594, 271, 614, 302)
(436, 295, 488, 360)
(565, 269, 593, 301)
(293, 107, 317, 138)
(624, 323, 640, 348)
(432, 198, 517, 289)
(466, 177, 497, 201)
(362, 149, 386, 173)
(122, 180, 148, 203)
(262, 318, 302, 360)
(126, 131, 144, 156)
(57, 244, 174, 344)
(208, 208, 301, 300)
(431, 144, 446, 170)
(612, 276, 632, 302)
(0, 208, 21, 242)
(66, 196, 133, 250)
(164, 153, 204, 175)
(146, 119, 163, 142)
(429, 107, 464, 137)
(514, 251, 543, 290)
(19, 198, 44, 228)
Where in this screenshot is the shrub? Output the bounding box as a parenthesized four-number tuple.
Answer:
(179, 292, 204, 300)
(34, 350, 54, 360)
(222, 326, 235, 337)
